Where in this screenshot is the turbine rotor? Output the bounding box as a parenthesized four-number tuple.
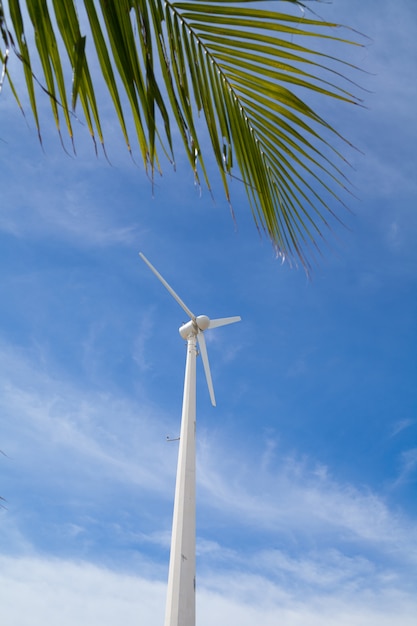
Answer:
(140, 252, 240, 406)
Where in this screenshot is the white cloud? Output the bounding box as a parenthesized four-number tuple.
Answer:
(0, 555, 165, 626)
(1, 554, 416, 626)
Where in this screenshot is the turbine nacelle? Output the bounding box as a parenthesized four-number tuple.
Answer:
(179, 320, 197, 340)
(179, 315, 210, 339)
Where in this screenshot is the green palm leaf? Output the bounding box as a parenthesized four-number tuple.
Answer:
(0, 0, 364, 268)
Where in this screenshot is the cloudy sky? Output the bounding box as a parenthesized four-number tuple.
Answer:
(1, 1, 416, 625)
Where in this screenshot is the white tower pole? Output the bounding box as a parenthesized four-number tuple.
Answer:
(164, 331, 197, 626)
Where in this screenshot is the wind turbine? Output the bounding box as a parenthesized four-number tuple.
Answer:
(139, 253, 240, 626)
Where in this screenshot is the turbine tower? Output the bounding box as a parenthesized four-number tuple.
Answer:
(139, 253, 240, 626)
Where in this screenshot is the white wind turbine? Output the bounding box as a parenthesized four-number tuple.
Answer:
(139, 253, 240, 626)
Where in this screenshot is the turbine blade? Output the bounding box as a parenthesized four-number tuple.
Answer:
(197, 331, 216, 407)
(139, 253, 196, 320)
(208, 316, 241, 329)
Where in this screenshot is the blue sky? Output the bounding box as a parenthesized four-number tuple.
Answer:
(1, 1, 416, 624)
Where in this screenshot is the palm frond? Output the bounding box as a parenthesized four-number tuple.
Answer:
(0, 0, 365, 268)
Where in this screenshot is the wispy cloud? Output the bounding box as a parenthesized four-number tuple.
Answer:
(0, 342, 177, 497)
(390, 419, 415, 438)
(197, 433, 417, 565)
(392, 448, 417, 488)
(0, 161, 144, 247)
(132, 307, 156, 372)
